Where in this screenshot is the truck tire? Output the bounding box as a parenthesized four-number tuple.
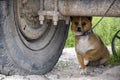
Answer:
(0, 0, 69, 75)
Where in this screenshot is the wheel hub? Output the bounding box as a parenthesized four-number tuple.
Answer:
(14, 0, 56, 50)
(17, 0, 47, 40)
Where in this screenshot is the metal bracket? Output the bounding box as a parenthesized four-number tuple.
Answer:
(38, 11, 59, 25)
(38, 0, 59, 25)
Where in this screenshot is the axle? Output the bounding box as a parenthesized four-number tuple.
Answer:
(38, 0, 120, 25)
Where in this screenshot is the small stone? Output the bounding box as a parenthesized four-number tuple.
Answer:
(26, 75, 48, 80)
(0, 74, 5, 80)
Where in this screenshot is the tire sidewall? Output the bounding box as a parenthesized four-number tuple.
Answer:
(1, 0, 69, 75)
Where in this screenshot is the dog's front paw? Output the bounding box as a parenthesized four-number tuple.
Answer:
(80, 69, 89, 75)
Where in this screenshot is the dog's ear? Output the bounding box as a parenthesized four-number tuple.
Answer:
(70, 16, 79, 22)
(87, 17, 92, 21)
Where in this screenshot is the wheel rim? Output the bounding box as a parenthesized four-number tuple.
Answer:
(111, 30, 120, 59)
(14, 0, 56, 50)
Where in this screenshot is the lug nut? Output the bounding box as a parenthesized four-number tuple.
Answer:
(40, 21, 43, 24)
(39, 15, 44, 25)
(53, 21, 57, 25)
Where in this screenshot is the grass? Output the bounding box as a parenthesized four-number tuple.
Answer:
(65, 23, 75, 48)
(93, 17, 120, 45)
(65, 17, 120, 64)
(108, 49, 120, 65)
(57, 60, 69, 68)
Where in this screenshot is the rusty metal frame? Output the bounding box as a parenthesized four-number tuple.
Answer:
(58, 0, 120, 17)
(38, 0, 120, 25)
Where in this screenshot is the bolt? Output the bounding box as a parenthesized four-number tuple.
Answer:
(66, 17, 70, 24)
(40, 21, 43, 24)
(53, 21, 57, 25)
(39, 15, 44, 25)
(53, 14, 58, 25)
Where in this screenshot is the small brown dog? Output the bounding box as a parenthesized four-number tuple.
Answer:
(71, 16, 109, 74)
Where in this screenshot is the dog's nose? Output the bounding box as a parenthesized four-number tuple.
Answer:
(77, 27, 81, 32)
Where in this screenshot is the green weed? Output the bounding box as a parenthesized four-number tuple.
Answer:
(93, 17, 120, 45)
(108, 51, 120, 65)
(57, 60, 69, 68)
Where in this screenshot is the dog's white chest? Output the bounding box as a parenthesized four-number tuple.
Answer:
(76, 36, 94, 55)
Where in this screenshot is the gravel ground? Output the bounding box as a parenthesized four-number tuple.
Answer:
(0, 48, 120, 80)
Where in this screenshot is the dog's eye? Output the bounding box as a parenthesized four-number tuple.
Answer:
(75, 22, 78, 25)
(82, 22, 86, 26)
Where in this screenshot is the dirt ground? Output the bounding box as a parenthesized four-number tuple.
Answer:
(0, 48, 120, 80)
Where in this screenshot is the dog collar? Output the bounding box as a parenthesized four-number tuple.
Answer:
(80, 29, 93, 36)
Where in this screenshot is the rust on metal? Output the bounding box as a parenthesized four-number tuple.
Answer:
(58, 0, 120, 17)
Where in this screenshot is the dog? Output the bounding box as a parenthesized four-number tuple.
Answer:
(71, 16, 109, 74)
